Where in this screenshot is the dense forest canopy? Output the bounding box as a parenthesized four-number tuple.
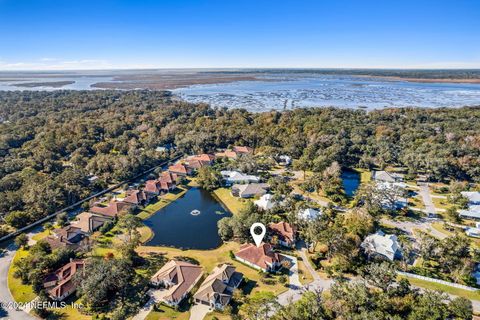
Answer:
(0, 90, 479, 230)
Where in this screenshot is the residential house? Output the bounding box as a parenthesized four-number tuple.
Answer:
(90, 200, 132, 218)
(372, 171, 405, 183)
(193, 264, 243, 310)
(168, 163, 192, 176)
(45, 225, 90, 251)
(44, 259, 85, 301)
(298, 208, 322, 221)
(160, 171, 181, 185)
(268, 221, 296, 248)
(231, 183, 269, 198)
(186, 154, 215, 166)
(150, 260, 203, 307)
(375, 182, 408, 210)
(277, 155, 292, 166)
(361, 230, 402, 261)
(220, 170, 260, 185)
(232, 146, 253, 155)
(234, 243, 283, 272)
(71, 212, 111, 234)
(123, 189, 150, 206)
(254, 193, 277, 210)
(459, 191, 480, 220)
(466, 222, 480, 238)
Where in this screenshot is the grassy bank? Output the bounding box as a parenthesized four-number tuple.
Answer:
(7, 249, 37, 303)
(213, 188, 249, 215)
(400, 276, 480, 301)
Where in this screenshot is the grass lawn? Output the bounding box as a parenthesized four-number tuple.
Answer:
(204, 312, 231, 320)
(8, 249, 37, 303)
(138, 185, 189, 220)
(297, 260, 314, 285)
(431, 197, 453, 210)
(400, 276, 480, 301)
(145, 304, 190, 320)
(137, 242, 288, 295)
(213, 188, 249, 215)
(46, 296, 90, 320)
(31, 229, 51, 242)
(353, 168, 371, 183)
(408, 195, 425, 210)
(138, 225, 154, 243)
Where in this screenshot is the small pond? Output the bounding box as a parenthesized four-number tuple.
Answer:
(341, 170, 361, 197)
(144, 187, 232, 249)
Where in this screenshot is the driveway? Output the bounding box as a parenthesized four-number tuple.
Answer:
(132, 288, 170, 320)
(189, 304, 211, 320)
(418, 184, 436, 216)
(0, 244, 35, 320)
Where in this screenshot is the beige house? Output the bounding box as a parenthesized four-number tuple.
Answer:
(193, 264, 243, 310)
(150, 260, 203, 307)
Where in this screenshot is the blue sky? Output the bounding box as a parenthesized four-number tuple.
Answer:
(0, 0, 479, 70)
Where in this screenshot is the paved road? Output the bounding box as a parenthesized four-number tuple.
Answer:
(276, 246, 333, 307)
(0, 244, 35, 320)
(418, 184, 436, 216)
(381, 217, 448, 240)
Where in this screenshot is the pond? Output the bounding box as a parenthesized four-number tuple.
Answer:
(144, 187, 232, 250)
(341, 170, 361, 197)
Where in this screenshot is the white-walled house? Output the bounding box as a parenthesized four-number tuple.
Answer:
(361, 230, 402, 261)
(220, 170, 260, 185)
(298, 208, 322, 221)
(254, 194, 277, 210)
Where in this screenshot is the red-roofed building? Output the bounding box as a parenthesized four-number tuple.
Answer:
(44, 259, 85, 301)
(233, 146, 253, 155)
(234, 243, 283, 272)
(145, 177, 176, 195)
(90, 200, 132, 218)
(168, 163, 192, 176)
(268, 221, 296, 248)
(124, 189, 150, 206)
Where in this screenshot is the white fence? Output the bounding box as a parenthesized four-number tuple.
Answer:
(397, 271, 479, 292)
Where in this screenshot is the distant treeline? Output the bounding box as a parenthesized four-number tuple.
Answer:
(204, 68, 480, 79)
(0, 90, 479, 230)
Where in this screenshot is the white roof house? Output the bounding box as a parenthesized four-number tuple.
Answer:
(465, 222, 480, 238)
(461, 191, 480, 205)
(458, 191, 480, 220)
(298, 208, 322, 221)
(372, 171, 404, 183)
(459, 206, 480, 220)
(220, 170, 260, 185)
(361, 231, 402, 261)
(278, 155, 292, 166)
(375, 182, 408, 210)
(254, 194, 277, 210)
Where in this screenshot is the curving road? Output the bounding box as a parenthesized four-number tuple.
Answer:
(0, 244, 35, 320)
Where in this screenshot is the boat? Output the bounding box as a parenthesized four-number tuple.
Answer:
(190, 209, 201, 216)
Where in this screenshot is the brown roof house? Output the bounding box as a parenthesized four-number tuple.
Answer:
(193, 264, 243, 310)
(90, 200, 132, 218)
(150, 260, 203, 307)
(168, 163, 192, 176)
(45, 225, 90, 251)
(186, 154, 215, 169)
(215, 146, 253, 160)
(43, 259, 85, 301)
(123, 189, 151, 206)
(234, 243, 283, 272)
(268, 221, 296, 248)
(160, 171, 180, 185)
(71, 212, 111, 234)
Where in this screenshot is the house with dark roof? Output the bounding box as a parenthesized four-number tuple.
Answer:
(193, 264, 243, 310)
(234, 243, 283, 272)
(43, 259, 85, 301)
(90, 200, 132, 218)
(45, 225, 90, 251)
(71, 212, 111, 234)
(268, 221, 296, 248)
(150, 260, 203, 307)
